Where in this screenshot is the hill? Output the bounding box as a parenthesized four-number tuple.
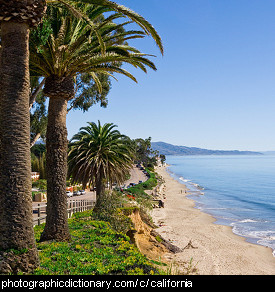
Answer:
(151, 142, 263, 156)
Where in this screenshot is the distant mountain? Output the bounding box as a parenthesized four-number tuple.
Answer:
(262, 151, 275, 155)
(151, 142, 263, 156)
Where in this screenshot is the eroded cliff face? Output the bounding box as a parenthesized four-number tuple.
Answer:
(128, 209, 181, 262)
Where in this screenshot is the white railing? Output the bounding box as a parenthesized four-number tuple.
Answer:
(33, 200, 95, 226)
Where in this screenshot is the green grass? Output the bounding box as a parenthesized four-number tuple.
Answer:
(32, 211, 159, 275)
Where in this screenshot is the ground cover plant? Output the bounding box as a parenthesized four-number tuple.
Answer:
(32, 211, 159, 275)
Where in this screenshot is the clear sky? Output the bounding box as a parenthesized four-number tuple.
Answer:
(67, 0, 275, 151)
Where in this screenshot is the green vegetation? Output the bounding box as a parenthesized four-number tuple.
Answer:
(140, 169, 158, 190)
(35, 3, 160, 243)
(30, 169, 162, 275)
(32, 179, 47, 191)
(132, 137, 159, 168)
(126, 169, 158, 208)
(0, 0, 163, 274)
(91, 191, 134, 234)
(68, 122, 134, 212)
(30, 135, 164, 275)
(32, 212, 159, 275)
(31, 144, 46, 179)
(31, 151, 163, 276)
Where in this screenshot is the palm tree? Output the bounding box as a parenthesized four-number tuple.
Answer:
(0, 0, 46, 274)
(30, 5, 159, 242)
(68, 121, 133, 211)
(0, 0, 162, 272)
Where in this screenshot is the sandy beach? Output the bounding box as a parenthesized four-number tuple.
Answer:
(151, 165, 275, 275)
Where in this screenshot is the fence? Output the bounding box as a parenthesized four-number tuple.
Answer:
(33, 199, 95, 226)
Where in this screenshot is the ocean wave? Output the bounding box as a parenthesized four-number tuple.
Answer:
(263, 236, 275, 241)
(238, 219, 258, 223)
(250, 230, 275, 239)
(232, 225, 275, 241)
(179, 177, 190, 182)
(191, 183, 204, 190)
(205, 207, 228, 211)
(178, 177, 205, 190)
(232, 218, 269, 224)
(189, 190, 205, 196)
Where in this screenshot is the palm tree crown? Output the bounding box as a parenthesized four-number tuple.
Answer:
(68, 121, 133, 188)
(30, 4, 157, 90)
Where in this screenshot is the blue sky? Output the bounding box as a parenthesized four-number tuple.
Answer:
(67, 0, 275, 151)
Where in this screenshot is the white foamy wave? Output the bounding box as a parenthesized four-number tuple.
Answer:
(232, 224, 275, 254)
(239, 219, 258, 223)
(257, 237, 275, 257)
(252, 230, 275, 240)
(205, 207, 228, 211)
(179, 177, 190, 183)
(232, 218, 269, 225)
(190, 182, 204, 189)
(189, 190, 205, 196)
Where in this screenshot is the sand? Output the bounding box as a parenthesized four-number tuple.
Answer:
(151, 165, 275, 275)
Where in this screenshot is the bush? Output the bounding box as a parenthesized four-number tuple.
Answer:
(141, 172, 157, 190)
(91, 191, 133, 234)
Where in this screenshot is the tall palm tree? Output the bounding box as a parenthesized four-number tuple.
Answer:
(0, 0, 162, 272)
(0, 0, 46, 274)
(68, 121, 133, 211)
(30, 5, 159, 242)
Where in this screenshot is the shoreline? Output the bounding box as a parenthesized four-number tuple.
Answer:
(151, 164, 275, 275)
(166, 166, 275, 253)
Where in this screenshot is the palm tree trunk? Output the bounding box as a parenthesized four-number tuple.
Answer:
(94, 171, 106, 212)
(40, 96, 71, 242)
(0, 22, 39, 274)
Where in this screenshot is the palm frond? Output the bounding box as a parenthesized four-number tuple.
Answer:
(49, 0, 106, 53)
(90, 72, 103, 93)
(64, 0, 164, 55)
(31, 1, 159, 95)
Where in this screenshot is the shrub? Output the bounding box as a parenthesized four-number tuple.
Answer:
(91, 191, 133, 234)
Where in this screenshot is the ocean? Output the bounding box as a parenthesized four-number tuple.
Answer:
(165, 155, 275, 256)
